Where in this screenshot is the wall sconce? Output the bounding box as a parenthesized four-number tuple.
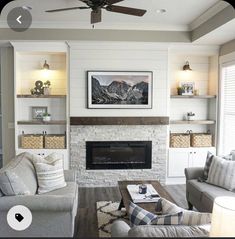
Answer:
(183, 61, 192, 71)
(43, 60, 50, 70)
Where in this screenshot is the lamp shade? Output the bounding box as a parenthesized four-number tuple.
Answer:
(210, 196, 235, 237)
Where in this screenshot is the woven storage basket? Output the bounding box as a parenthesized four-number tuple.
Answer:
(21, 134, 44, 149)
(170, 133, 190, 148)
(191, 133, 212, 147)
(45, 134, 65, 149)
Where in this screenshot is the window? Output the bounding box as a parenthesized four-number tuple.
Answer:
(220, 62, 235, 154)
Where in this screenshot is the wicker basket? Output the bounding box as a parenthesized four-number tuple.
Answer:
(44, 134, 66, 149)
(170, 133, 190, 148)
(191, 133, 212, 147)
(21, 134, 44, 149)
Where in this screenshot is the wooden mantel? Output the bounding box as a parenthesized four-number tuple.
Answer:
(70, 117, 169, 125)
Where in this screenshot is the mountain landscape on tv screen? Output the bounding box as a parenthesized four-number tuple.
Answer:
(92, 77, 149, 105)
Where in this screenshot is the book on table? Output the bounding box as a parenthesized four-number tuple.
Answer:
(127, 184, 160, 203)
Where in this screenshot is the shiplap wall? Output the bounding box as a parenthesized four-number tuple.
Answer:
(69, 42, 169, 117)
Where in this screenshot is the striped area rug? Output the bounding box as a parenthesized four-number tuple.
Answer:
(96, 201, 129, 237)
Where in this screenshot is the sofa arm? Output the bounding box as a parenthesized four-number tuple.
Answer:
(111, 220, 130, 237)
(185, 167, 204, 180)
(0, 195, 75, 212)
(64, 170, 76, 182)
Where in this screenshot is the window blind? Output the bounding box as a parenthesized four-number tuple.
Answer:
(221, 63, 235, 154)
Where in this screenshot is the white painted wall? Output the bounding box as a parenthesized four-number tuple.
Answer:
(68, 42, 169, 117)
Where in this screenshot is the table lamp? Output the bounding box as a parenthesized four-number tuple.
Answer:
(210, 196, 235, 237)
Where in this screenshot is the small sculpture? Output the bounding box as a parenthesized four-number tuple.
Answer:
(30, 81, 44, 96)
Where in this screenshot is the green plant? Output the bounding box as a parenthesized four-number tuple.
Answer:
(177, 86, 183, 95)
(44, 80, 51, 88)
(43, 112, 51, 117)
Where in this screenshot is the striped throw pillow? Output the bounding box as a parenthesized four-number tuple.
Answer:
(156, 198, 211, 225)
(129, 202, 157, 226)
(151, 211, 183, 225)
(202, 151, 214, 181)
(33, 153, 67, 194)
(207, 156, 235, 191)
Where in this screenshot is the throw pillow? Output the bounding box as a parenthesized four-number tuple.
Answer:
(0, 188, 4, 197)
(0, 152, 37, 196)
(129, 202, 157, 226)
(32, 153, 67, 194)
(207, 156, 235, 191)
(155, 198, 211, 225)
(201, 151, 214, 181)
(151, 211, 183, 225)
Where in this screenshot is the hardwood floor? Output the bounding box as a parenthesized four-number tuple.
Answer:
(75, 184, 187, 238)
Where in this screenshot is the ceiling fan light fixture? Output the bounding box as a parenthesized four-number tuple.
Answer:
(22, 6, 32, 11)
(156, 9, 166, 14)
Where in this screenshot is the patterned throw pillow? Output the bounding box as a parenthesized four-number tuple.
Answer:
(32, 153, 67, 194)
(207, 156, 235, 191)
(155, 198, 211, 226)
(202, 151, 214, 181)
(151, 211, 183, 225)
(129, 202, 157, 226)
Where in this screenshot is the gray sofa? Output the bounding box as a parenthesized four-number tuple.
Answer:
(0, 154, 78, 238)
(111, 220, 210, 237)
(185, 167, 235, 212)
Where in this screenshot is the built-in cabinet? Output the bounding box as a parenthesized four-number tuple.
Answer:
(11, 42, 69, 169)
(168, 147, 216, 177)
(167, 46, 219, 184)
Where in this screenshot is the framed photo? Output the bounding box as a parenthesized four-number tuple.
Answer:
(32, 106, 47, 120)
(180, 82, 195, 95)
(87, 71, 153, 109)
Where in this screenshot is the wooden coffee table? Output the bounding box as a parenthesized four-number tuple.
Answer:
(118, 180, 176, 214)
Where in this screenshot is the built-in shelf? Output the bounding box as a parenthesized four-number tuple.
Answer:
(17, 120, 67, 125)
(170, 120, 216, 125)
(17, 95, 66, 98)
(171, 95, 216, 99)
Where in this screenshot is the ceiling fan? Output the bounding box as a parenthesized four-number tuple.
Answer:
(45, 0, 147, 24)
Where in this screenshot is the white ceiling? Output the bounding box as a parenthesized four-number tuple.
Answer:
(0, 0, 220, 30)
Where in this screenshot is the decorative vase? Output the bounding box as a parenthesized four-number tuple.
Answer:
(43, 116, 51, 122)
(43, 87, 51, 95)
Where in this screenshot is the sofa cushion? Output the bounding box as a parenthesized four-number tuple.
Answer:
(156, 198, 211, 225)
(207, 156, 235, 191)
(32, 153, 66, 194)
(0, 152, 37, 196)
(128, 224, 210, 237)
(129, 202, 157, 226)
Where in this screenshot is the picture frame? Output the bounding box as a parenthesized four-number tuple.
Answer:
(87, 71, 153, 109)
(32, 106, 48, 120)
(180, 82, 195, 96)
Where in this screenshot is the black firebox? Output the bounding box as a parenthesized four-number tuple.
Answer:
(86, 141, 152, 170)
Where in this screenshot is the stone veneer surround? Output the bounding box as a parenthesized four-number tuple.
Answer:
(70, 125, 168, 187)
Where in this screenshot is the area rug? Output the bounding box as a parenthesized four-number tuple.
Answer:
(96, 201, 129, 237)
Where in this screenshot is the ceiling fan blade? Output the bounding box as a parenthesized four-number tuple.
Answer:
(46, 6, 89, 13)
(106, 5, 146, 16)
(106, 0, 124, 4)
(91, 9, 102, 24)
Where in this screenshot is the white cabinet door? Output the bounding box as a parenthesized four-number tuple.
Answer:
(191, 147, 216, 168)
(168, 149, 190, 177)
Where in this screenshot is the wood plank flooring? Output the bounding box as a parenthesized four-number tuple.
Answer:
(75, 184, 187, 238)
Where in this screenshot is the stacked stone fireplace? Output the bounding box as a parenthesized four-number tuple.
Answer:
(70, 117, 169, 187)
